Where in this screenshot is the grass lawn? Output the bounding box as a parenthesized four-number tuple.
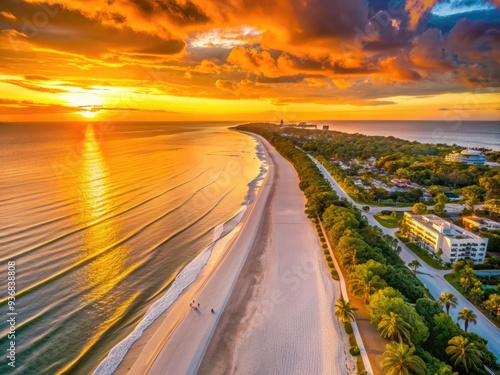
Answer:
(395, 233, 449, 270)
(374, 212, 404, 228)
(444, 273, 500, 329)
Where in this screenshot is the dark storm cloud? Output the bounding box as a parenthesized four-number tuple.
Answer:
(0, 0, 186, 58)
(128, 0, 210, 25)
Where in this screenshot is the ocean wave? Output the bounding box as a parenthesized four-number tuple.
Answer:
(92, 221, 225, 375)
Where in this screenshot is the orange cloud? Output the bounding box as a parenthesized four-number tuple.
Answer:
(405, 0, 437, 31)
(0, 11, 16, 21)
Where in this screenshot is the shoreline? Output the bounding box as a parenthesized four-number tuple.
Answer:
(111, 133, 274, 374)
(199, 133, 355, 374)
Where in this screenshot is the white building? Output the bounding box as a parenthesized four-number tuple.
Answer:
(463, 216, 500, 230)
(404, 213, 488, 264)
(445, 150, 486, 165)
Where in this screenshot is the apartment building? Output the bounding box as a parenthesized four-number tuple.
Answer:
(463, 216, 500, 230)
(445, 150, 486, 165)
(404, 213, 488, 264)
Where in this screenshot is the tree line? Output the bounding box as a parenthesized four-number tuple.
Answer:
(236, 123, 499, 375)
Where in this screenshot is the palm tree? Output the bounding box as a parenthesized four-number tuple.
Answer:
(350, 272, 385, 304)
(377, 312, 412, 343)
(434, 364, 458, 375)
(457, 308, 477, 332)
(341, 250, 357, 270)
(438, 292, 458, 314)
(334, 297, 358, 324)
(459, 267, 476, 292)
(381, 341, 426, 375)
(446, 335, 482, 373)
(408, 260, 422, 274)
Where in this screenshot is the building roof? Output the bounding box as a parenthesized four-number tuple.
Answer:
(464, 216, 500, 226)
(408, 214, 482, 240)
(460, 149, 484, 155)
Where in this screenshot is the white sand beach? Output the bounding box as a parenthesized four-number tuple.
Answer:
(199, 134, 356, 375)
(114, 133, 354, 375)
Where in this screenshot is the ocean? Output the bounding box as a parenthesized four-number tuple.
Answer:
(1, 120, 499, 374)
(0, 122, 264, 374)
(309, 121, 500, 150)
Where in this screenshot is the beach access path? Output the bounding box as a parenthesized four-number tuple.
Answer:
(198, 134, 355, 374)
(310, 156, 500, 361)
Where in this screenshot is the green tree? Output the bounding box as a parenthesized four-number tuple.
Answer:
(461, 185, 487, 210)
(399, 219, 409, 236)
(369, 288, 429, 345)
(378, 312, 412, 343)
(435, 193, 450, 205)
(468, 281, 484, 304)
(340, 250, 357, 270)
(306, 191, 338, 217)
(446, 336, 482, 373)
(457, 308, 477, 332)
(408, 260, 422, 274)
(438, 292, 458, 315)
(459, 267, 477, 292)
(453, 260, 474, 275)
(412, 202, 427, 215)
(428, 185, 446, 197)
(436, 248, 444, 260)
(334, 297, 357, 324)
(434, 202, 446, 214)
(484, 198, 500, 215)
(479, 175, 500, 200)
(484, 294, 500, 317)
(429, 313, 462, 357)
(434, 364, 458, 375)
(350, 271, 386, 304)
(415, 298, 443, 324)
(381, 341, 426, 375)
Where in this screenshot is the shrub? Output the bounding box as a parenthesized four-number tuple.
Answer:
(349, 346, 360, 356)
(327, 261, 334, 268)
(357, 371, 368, 375)
(326, 255, 332, 262)
(331, 269, 339, 280)
(324, 249, 329, 255)
(322, 243, 328, 249)
(344, 323, 353, 334)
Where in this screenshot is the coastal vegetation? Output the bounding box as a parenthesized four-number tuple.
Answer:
(443, 260, 500, 327)
(278, 126, 500, 211)
(237, 123, 499, 375)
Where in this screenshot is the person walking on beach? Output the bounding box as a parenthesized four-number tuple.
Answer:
(211, 309, 214, 314)
(198, 303, 200, 308)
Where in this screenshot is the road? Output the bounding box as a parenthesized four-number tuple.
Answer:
(309, 156, 500, 361)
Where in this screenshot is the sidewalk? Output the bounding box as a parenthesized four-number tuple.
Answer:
(319, 221, 383, 375)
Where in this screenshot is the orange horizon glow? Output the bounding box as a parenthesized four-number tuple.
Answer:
(0, 1, 499, 122)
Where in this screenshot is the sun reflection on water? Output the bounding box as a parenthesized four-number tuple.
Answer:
(64, 125, 132, 369)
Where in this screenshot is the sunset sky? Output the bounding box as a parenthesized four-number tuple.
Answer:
(0, 0, 499, 122)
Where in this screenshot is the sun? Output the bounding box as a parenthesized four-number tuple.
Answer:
(64, 92, 103, 119)
(78, 109, 100, 118)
